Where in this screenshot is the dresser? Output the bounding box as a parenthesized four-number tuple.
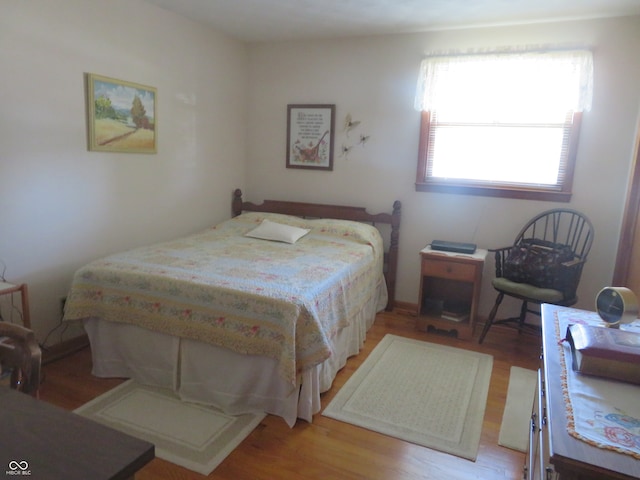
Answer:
(527, 304, 640, 479)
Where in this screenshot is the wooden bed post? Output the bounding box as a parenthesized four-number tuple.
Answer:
(385, 200, 401, 311)
(232, 189, 243, 217)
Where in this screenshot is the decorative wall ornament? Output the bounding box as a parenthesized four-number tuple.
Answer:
(344, 113, 361, 137)
(340, 144, 354, 159)
(341, 113, 370, 158)
(85, 73, 157, 154)
(358, 134, 371, 146)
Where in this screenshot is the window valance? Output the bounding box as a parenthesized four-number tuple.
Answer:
(414, 48, 594, 116)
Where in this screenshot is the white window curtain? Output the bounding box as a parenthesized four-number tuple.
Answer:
(414, 48, 594, 119)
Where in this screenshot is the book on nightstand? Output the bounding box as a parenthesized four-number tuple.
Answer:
(566, 323, 640, 385)
(440, 300, 470, 322)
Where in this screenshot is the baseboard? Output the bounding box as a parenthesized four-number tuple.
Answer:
(42, 334, 89, 365)
(392, 300, 418, 315)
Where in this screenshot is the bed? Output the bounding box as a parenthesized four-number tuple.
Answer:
(63, 189, 401, 426)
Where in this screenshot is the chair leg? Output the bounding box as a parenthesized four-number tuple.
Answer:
(479, 292, 504, 344)
(518, 301, 528, 333)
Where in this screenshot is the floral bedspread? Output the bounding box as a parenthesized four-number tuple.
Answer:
(63, 212, 386, 386)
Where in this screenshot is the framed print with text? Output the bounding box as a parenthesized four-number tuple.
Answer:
(286, 104, 335, 170)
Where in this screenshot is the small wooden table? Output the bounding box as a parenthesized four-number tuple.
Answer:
(0, 282, 30, 328)
(0, 387, 154, 479)
(416, 246, 487, 340)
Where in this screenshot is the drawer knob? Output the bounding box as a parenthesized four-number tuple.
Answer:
(545, 466, 554, 480)
(531, 412, 536, 432)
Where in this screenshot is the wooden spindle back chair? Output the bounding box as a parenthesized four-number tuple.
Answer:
(478, 209, 594, 343)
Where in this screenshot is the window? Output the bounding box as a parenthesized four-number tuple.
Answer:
(414, 49, 593, 201)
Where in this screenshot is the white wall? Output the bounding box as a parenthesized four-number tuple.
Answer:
(0, 0, 248, 342)
(246, 16, 640, 318)
(2, 2, 640, 345)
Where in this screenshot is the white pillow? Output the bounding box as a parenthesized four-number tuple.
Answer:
(245, 219, 310, 244)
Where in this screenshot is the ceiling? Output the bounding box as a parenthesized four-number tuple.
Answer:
(143, 0, 640, 43)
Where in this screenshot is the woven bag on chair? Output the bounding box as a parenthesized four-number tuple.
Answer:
(502, 239, 576, 291)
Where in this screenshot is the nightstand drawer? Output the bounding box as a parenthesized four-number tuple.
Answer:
(422, 259, 475, 281)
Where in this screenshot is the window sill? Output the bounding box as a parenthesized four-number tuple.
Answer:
(415, 181, 572, 202)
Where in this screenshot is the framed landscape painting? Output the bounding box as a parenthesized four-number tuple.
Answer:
(85, 73, 157, 153)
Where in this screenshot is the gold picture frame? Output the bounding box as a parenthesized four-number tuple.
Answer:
(286, 104, 335, 170)
(85, 73, 157, 153)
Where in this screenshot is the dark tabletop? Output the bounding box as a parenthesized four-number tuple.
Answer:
(0, 387, 154, 480)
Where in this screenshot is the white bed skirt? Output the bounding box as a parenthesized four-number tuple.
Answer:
(83, 293, 382, 427)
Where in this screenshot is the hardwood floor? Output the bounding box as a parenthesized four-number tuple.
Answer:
(38, 310, 541, 479)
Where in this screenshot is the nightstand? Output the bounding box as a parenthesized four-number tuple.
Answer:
(0, 282, 30, 328)
(416, 246, 487, 340)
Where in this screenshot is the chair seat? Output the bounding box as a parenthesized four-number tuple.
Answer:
(492, 277, 564, 303)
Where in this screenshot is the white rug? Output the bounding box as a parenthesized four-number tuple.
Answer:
(323, 334, 493, 461)
(74, 380, 265, 475)
(498, 366, 537, 452)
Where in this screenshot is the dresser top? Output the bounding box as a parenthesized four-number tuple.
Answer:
(541, 304, 640, 479)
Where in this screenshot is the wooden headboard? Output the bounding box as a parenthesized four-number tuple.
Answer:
(232, 188, 401, 311)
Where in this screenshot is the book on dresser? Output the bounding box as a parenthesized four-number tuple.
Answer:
(566, 323, 640, 385)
